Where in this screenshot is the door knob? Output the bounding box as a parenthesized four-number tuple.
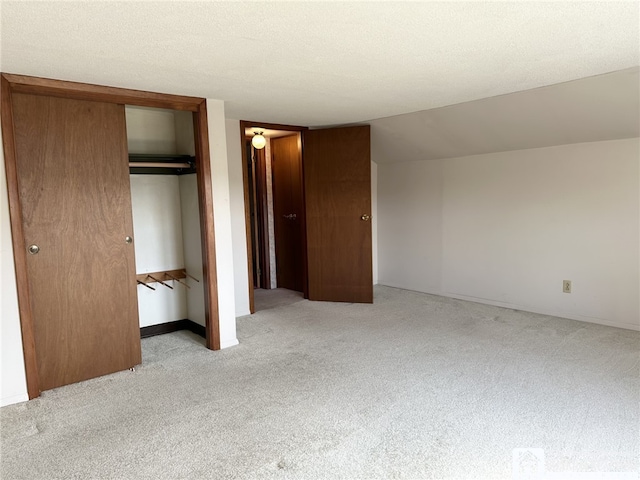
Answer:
(361, 214, 371, 221)
(125, 236, 133, 244)
(28, 244, 40, 255)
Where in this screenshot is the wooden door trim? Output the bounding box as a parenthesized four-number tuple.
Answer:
(239, 121, 307, 313)
(1, 73, 220, 398)
(193, 104, 220, 350)
(1, 76, 40, 398)
(2, 73, 202, 111)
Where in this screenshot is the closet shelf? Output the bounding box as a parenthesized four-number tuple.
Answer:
(128, 154, 196, 175)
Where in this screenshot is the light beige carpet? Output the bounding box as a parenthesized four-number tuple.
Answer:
(1, 286, 638, 479)
(254, 288, 304, 312)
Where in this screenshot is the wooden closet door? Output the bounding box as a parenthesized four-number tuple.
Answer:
(12, 93, 141, 392)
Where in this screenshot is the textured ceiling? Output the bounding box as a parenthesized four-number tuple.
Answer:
(1, 2, 638, 126)
(371, 68, 640, 163)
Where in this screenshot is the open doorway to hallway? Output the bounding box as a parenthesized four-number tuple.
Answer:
(242, 123, 307, 312)
(240, 121, 373, 313)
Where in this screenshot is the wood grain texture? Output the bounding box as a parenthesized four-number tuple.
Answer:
(255, 147, 271, 289)
(12, 93, 141, 391)
(1, 77, 41, 398)
(3, 73, 201, 111)
(271, 134, 304, 292)
(303, 126, 373, 303)
(193, 105, 220, 350)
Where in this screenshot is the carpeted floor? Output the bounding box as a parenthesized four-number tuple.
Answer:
(254, 288, 305, 312)
(1, 286, 638, 479)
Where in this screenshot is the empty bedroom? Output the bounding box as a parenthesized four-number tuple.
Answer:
(1, 2, 638, 479)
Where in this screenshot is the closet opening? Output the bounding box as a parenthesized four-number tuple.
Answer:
(241, 122, 307, 312)
(126, 106, 208, 340)
(2, 73, 220, 399)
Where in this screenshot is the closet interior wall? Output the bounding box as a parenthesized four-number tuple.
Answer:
(126, 106, 205, 330)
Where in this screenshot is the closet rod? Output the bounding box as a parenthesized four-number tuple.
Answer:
(129, 162, 191, 168)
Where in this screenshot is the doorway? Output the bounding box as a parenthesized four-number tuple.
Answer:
(241, 122, 307, 312)
(240, 121, 374, 314)
(125, 106, 208, 340)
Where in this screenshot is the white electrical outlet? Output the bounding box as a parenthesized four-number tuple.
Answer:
(563, 280, 572, 293)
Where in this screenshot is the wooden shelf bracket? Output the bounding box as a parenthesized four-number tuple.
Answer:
(135, 269, 199, 290)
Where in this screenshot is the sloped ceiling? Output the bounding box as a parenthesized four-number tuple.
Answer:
(1, 2, 638, 128)
(371, 68, 640, 163)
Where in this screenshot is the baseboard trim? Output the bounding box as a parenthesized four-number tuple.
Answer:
(220, 338, 240, 349)
(377, 283, 640, 331)
(140, 319, 206, 339)
(1, 392, 29, 407)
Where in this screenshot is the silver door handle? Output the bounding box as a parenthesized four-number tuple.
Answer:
(283, 214, 297, 220)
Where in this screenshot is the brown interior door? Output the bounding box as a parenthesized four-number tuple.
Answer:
(12, 93, 141, 392)
(303, 125, 373, 303)
(271, 134, 304, 292)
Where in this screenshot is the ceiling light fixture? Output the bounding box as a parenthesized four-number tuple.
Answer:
(251, 131, 266, 150)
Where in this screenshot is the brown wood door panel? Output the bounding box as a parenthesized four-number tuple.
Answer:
(12, 93, 141, 391)
(303, 125, 373, 303)
(271, 134, 304, 292)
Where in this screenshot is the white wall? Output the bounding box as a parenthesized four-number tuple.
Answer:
(225, 120, 251, 316)
(377, 138, 640, 330)
(208, 102, 239, 348)
(126, 107, 177, 154)
(179, 174, 206, 327)
(174, 111, 196, 156)
(130, 175, 188, 327)
(0, 122, 29, 407)
(127, 106, 191, 328)
(371, 161, 378, 285)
